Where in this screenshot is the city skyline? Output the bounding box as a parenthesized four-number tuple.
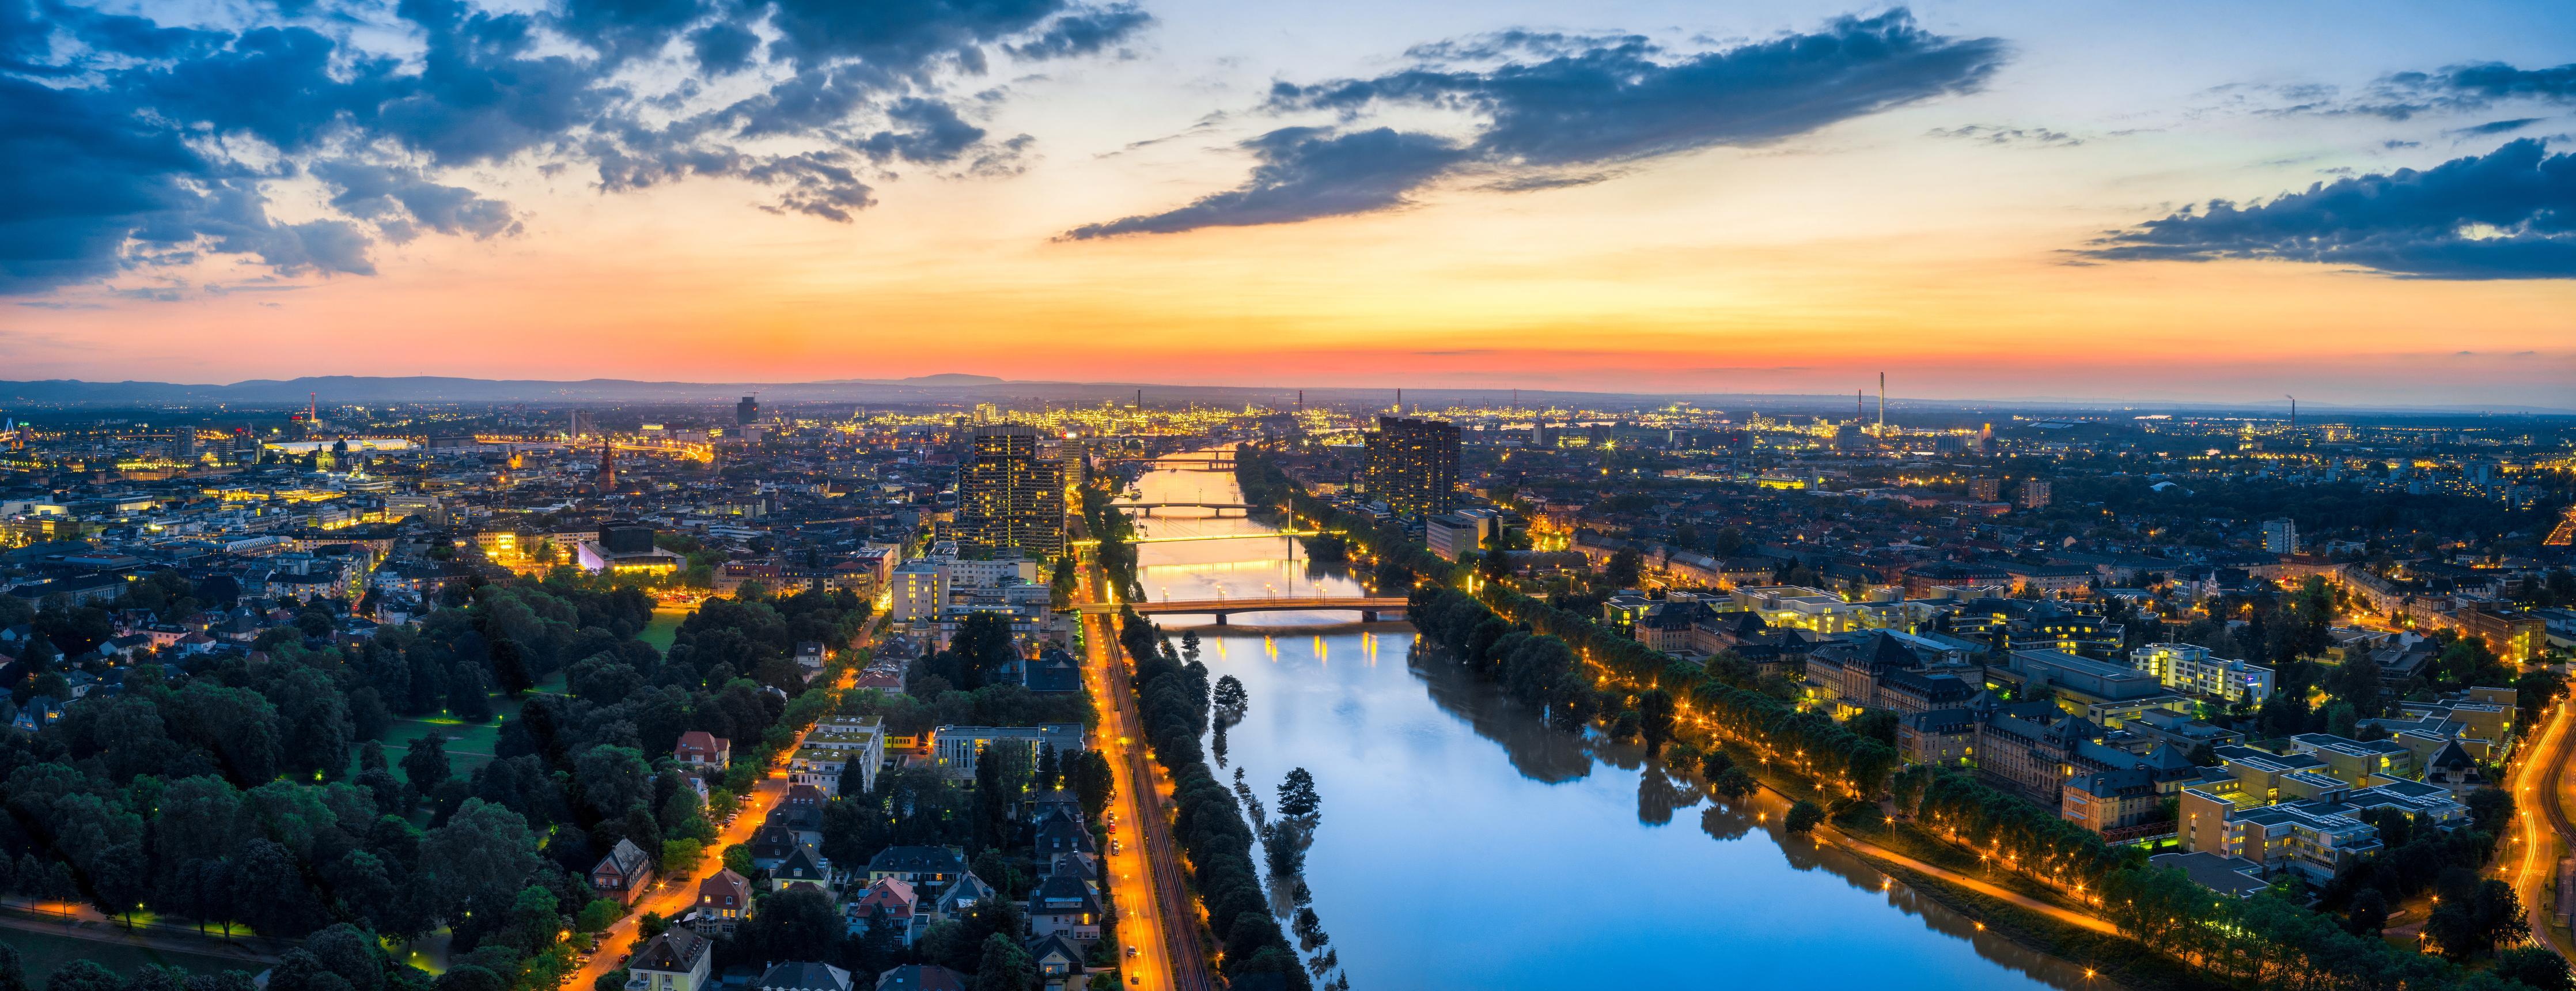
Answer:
(6, 1, 2575, 404)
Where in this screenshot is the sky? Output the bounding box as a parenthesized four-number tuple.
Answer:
(3, 0, 2574, 407)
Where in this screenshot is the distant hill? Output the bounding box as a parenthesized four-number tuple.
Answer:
(0, 376, 2566, 417)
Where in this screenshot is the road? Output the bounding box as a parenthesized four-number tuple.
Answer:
(569, 625, 869, 991)
(1078, 549, 1215, 991)
(1820, 828, 2122, 936)
(2510, 690, 2575, 958)
(0, 905, 283, 966)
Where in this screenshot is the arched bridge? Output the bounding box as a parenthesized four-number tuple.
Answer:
(1077, 596, 1409, 624)
(1110, 501, 1260, 516)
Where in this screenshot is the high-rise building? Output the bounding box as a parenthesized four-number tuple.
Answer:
(2262, 518, 2300, 555)
(2016, 479, 2052, 510)
(1364, 415, 1460, 517)
(1968, 478, 2001, 502)
(737, 396, 759, 425)
(957, 425, 1065, 558)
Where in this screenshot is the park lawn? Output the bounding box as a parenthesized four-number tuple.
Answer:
(639, 610, 684, 653)
(0, 928, 263, 981)
(376, 712, 503, 784)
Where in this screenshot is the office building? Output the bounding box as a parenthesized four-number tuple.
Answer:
(956, 425, 1066, 558)
(1364, 415, 1460, 517)
(2130, 643, 2275, 704)
(737, 395, 759, 425)
(2263, 518, 2299, 554)
(579, 519, 684, 575)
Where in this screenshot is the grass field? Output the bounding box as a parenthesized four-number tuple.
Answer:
(368, 670, 577, 783)
(0, 928, 262, 981)
(639, 609, 685, 653)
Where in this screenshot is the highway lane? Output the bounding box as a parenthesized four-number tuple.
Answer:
(1079, 550, 1215, 991)
(2510, 690, 2575, 959)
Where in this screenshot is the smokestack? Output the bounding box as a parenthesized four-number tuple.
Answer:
(1396, 388, 1402, 414)
(1134, 389, 1142, 409)
(1878, 373, 1886, 430)
(1297, 389, 1304, 413)
(1857, 389, 1863, 420)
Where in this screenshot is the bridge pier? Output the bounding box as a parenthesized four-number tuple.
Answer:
(1214, 614, 1228, 626)
(1361, 610, 1376, 622)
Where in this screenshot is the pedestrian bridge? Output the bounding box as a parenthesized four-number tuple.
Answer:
(1077, 596, 1409, 623)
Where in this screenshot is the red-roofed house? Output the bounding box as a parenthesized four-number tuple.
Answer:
(693, 868, 753, 936)
(846, 877, 918, 944)
(675, 731, 731, 770)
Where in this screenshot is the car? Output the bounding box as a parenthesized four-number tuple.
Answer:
(1125, 947, 1138, 958)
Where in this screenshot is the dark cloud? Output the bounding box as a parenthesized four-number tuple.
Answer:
(2079, 138, 2576, 279)
(1271, 11, 2003, 166)
(312, 160, 521, 242)
(858, 97, 988, 163)
(1927, 124, 2080, 147)
(1063, 127, 1468, 239)
(0, 0, 1147, 297)
(1479, 171, 1616, 193)
(2448, 117, 2544, 137)
(687, 20, 760, 74)
(1072, 9, 2003, 237)
(1400, 30, 1647, 64)
(1007, 3, 1150, 60)
(2276, 60, 2576, 121)
(2383, 139, 2422, 149)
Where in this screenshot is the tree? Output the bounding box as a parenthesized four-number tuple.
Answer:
(1711, 767, 1756, 801)
(0, 944, 26, 991)
(2343, 887, 2390, 936)
(576, 899, 624, 935)
(1275, 768, 1319, 821)
(972, 932, 1036, 991)
(1604, 548, 1643, 589)
(403, 733, 452, 794)
(47, 961, 120, 991)
(418, 800, 541, 923)
(1071, 751, 1115, 823)
(2498, 947, 2573, 991)
(1784, 800, 1824, 836)
(1638, 689, 1676, 754)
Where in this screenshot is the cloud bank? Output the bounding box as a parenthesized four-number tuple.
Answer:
(1065, 9, 2004, 239)
(0, 0, 1151, 295)
(2081, 138, 2576, 279)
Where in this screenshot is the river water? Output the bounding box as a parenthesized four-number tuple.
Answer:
(1122, 454, 2100, 991)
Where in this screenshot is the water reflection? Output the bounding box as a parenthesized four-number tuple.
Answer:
(1122, 455, 2106, 991)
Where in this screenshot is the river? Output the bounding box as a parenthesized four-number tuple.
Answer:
(1119, 452, 2103, 991)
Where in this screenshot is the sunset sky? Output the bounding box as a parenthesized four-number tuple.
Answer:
(5, 0, 2574, 406)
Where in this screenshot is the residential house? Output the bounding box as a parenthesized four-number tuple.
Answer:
(1025, 935, 1085, 990)
(675, 731, 731, 770)
(866, 846, 970, 901)
(873, 966, 965, 991)
(1025, 872, 1103, 942)
(755, 963, 851, 991)
(692, 869, 752, 936)
(774, 845, 834, 897)
(627, 928, 711, 991)
(592, 838, 655, 906)
(846, 877, 920, 943)
(931, 871, 995, 921)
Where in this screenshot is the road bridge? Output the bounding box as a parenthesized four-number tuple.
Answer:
(1078, 596, 1409, 624)
(1111, 501, 1259, 516)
